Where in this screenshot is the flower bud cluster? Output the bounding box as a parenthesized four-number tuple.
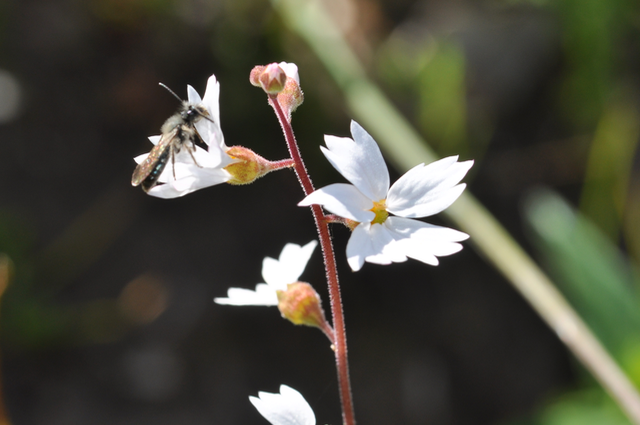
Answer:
(251, 62, 304, 121)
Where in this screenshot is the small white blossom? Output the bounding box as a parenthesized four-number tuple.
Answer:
(299, 120, 472, 271)
(214, 241, 317, 306)
(134, 74, 235, 198)
(250, 385, 316, 425)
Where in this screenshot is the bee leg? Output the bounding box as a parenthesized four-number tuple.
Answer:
(171, 143, 177, 180)
(187, 143, 202, 168)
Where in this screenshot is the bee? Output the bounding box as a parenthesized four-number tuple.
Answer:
(132, 82, 214, 193)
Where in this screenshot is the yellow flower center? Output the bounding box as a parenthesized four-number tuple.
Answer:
(370, 199, 389, 225)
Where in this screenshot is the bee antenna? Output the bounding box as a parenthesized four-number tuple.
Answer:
(158, 82, 183, 103)
(159, 82, 216, 125)
(201, 114, 216, 124)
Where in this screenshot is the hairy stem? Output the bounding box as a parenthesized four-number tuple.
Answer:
(268, 94, 356, 425)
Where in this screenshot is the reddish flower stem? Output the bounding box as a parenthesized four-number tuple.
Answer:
(267, 158, 296, 171)
(268, 95, 356, 425)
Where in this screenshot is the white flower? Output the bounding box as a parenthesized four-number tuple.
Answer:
(250, 385, 315, 425)
(214, 241, 317, 306)
(134, 74, 235, 198)
(299, 120, 472, 271)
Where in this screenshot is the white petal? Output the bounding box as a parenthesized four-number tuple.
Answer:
(384, 217, 469, 265)
(250, 385, 315, 425)
(133, 153, 148, 164)
(205, 125, 229, 159)
(145, 168, 230, 199)
(154, 148, 223, 182)
(387, 157, 473, 218)
(213, 284, 279, 306)
(346, 217, 469, 270)
(320, 121, 389, 201)
(261, 241, 318, 287)
(169, 145, 224, 173)
(153, 146, 227, 184)
(144, 180, 194, 199)
(133, 135, 162, 163)
(278, 62, 300, 84)
(175, 166, 230, 188)
(346, 223, 407, 271)
(206, 140, 234, 168)
(141, 145, 231, 198)
(187, 84, 201, 104)
(201, 74, 221, 123)
(196, 74, 227, 150)
(298, 184, 375, 223)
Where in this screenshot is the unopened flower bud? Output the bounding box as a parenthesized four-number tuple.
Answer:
(251, 62, 304, 121)
(276, 282, 328, 329)
(250, 65, 267, 87)
(250, 64, 287, 94)
(262, 64, 288, 94)
(276, 78, 304, 121)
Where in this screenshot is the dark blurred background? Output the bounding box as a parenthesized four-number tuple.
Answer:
(0, 0, 639, 423)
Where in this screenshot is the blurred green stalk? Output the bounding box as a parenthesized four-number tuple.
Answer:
(272, 0, 640, 422)
(580, 99, 640, 241)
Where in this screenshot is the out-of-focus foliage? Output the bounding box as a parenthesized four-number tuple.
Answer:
(379, 38, 468, 157)
(523, 190, 640, 424)
(372, 0, 640, 422)
(580, 100, 639, 241)
(525, 190, 640, 357)
(0, 206, 168, 350)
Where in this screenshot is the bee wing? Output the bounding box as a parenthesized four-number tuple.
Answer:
(131, 127, 179, 186)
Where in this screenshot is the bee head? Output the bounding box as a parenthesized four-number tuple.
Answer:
(181, 103, 212, 124)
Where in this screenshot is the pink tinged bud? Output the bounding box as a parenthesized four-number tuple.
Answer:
(249, 65, 267, 87)
(261, 64, 288, 94)
(250, 63, 304, 120)
(276, 282, 328, 329)
(276, 78, 304, 121)
(250, 63, 287, 94)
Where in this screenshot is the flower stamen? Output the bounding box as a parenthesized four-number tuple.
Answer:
(370, 199, 389, 225)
